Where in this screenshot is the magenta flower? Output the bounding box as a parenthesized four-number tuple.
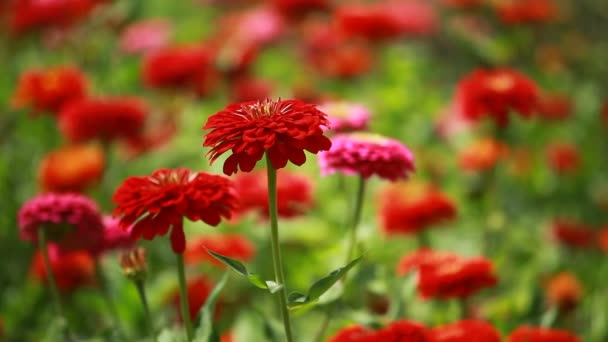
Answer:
(317, 101, 370, 133)
(318, 133, 415, 181)
(18, 193, 104, 251)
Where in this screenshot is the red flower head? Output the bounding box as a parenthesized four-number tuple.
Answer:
(271, 0, 329, 19)
(599, 227, 608, 253)
(458, 138, 509, 172)
(38, 144, 105, 193)
(544, 271, 583, 313)
(142, 45, 215, 92)
(119, 19, 172, 55)
(18, 193, 104, 251)
(318, 133, 415, 181)
(233, 169, 314, 219)
(170, 276, 213, 322)
(328, 325, 374, 342)
(185, 233, 255, 267)
(59, 97, 147, 143)
(112, 168, 237, 253)
(427, 320, 501, 342)
(550, 219, 596, 249)
(379, 181, 457, 235)
(546, 142, 580, 175)
(536, 93, 572, 121)
(120, 115, 178, 159)
(507, 326, 581, 342)
(396, 249, 459, 276)
(494, 0, 558, 25)
(12, 66, 88, 115)
(456, 68, 539, 127)
(230, 77, 274, 103)
(374, 320, 428, 342)
(8, 0, 98, 34)
(203, 98, 332, 175)
(30, 244, 95, 292)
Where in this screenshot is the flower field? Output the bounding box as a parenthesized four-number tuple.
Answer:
(1, 0, 608, 341)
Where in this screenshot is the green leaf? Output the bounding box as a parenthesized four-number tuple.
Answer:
(206, 249, 274, 291)
(194, 273, 228, 342)
(287, 257, 362, 311)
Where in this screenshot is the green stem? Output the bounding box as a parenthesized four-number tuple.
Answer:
(39, 229, 69, 338)
(266, 156, 294, 342)
(135, 280, 156, 341)
(94, 259, 126, 339)
(345, 176, 366, 264)
(176, 253, 193, 341)
(416, 231, 431, 249)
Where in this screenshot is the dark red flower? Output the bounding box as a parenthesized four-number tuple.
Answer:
(546, 142, 580, 174)
(427, 320, 501, 342)
(233, 169, 314, 219)
(113, 168, 237, 254)
(30, 244, 95, 292)
(170, 276, 213, 322)
(59, 97, 147, 143)
(12, 66, 88, 115)
(456, 68, 539, 127)
(203, 98, 332, 175)
(544, 271, 583, 313)
(184, 233, 255, 267)
(458, 138, 509, 172)
(271, 0, 329, 19)
(536, 93, 572, 121)
(442, 0, 484, 8)
(38, 144, 105, 193)
(495, 0, 558, 25)
(551, 219, 596, 249)
(507, 326, 580, 342)
(230, 77, 274, 103)
(8, 0, 98, 34)
(396, 249, 459, 276)
(328, 325, 374, 342)
(379, 181, 457, 235)
(374, 320, 428, 342)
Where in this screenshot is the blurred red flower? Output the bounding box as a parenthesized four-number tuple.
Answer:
(456, 68, 539, 127)
(599, 227, 608, 253)
(328, 320, 427, 342)
(203, 98, 332, 175)
(494, 0, 558, 25)
(170, 276, 213, 322)
(551, 219, 596, 249)
(544, 271, 583, 313)
(112, 168, 237, 254)
(396, 249, 459, 276)
(535, 93, 572, 121)
(230, 77, 274, 103)
(7, 0, 98, 34)
(328, 325, 373, 342)
(185, 233, 255, 267)
(12, 66, 88, 115)
(38, 144, 105, 193)
(233, 169, 314, 219)
(458, 138, 509, 172)
(59, 97, 147, 143)
(442, 0, 484, 8)
(507, 326, 581, 342)
(119, 19, 172, 55)
(546, 142, 580, 174)
(120, 116, 178, 159)
(271, 0, 329, 19)
(30, 245, 95, 292)
(426, 320, 501, 342)
(379, 181, 457, 235)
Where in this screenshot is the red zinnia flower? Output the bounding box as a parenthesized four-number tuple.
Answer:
(112, 168, 237, 253)
(12, 66, 88, 115)
(550, 219, 596, 249)
(59, 97, 147, 143)
(142, 45, 214, 91)
(271, 0, 329, 19)
(507, 326, 581, 342)
(494, 0, 558, 25)
(233, 169, 314, 219)
(544, 271, 583, 313)
(185, 233, 255, 267)
(170, 276, 214, 322)
(396, 249, 459, 276)
(374, 320, 428, 342)
(30, 244, 95, 292)
(546, 142, 580, 174)
(38, 144, 105, 193)
(456, 68, 539, 127)
(379, 181, 457, 235)
(8, 0, 98, 34)
(536, 93, 572, 121)
(427, 320, 501, 342)
(328, 325, 373, 342)
(203, 98, 332, 175)
(458, 138, 509, 172)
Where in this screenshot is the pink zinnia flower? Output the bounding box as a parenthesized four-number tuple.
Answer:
(18, 193, 104, 251)
(318, 133, 415, 181)
(90, 215, 136, 255)
(119, 19, 172, 55)
(317, 101, 370, 133)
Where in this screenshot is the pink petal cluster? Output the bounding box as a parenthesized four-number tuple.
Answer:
(89, 216, 136, 255)
(318, 133, 415, 181)
(119, 19, 172, 55)
(317, 101, 370, 132)
(18, 193, 104, 251)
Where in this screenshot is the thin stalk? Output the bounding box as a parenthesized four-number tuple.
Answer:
(176, 253, 194, 341)
(39, 229, 69, 338)
(266, 156, 294, 342)
(135, 280, 156, 341)
(345, 176, 366, 263)
(416, 231, 431, 249)
(94, 258, 126, 339)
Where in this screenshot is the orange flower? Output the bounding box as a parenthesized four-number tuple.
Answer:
(39, 144, 105, 193)
(544, 271, 583, 313)
(458, 138, 509, 172)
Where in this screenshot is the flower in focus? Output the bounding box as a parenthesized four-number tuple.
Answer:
(30, 245, 95, 292)
(142, 45, 215, 91)
(318, 133, 415, 181)
(230, 77, 274, 103)
(8, 0, 99, 34)
(507, 326, 581, 342)
(170, 276, 214, 322)
(271, 0, 329, 19)
(550, 219, 596, 249)
(426, 320, 501, 342)
(536, 93, 572, 121)
(112, 168, 237, 253)
(119, 247, 147, 281)
(12, 66, 88, 115)
(185, 233, 255, 267)
(317, 101, 371, 133)
(544, 271, 583, 313)
(59, 97, 147, 143)
(234, 169, 314, 219)
(494, 0, 558, 25)
(456, 69, 539, 127)
(18, 193, 104, 251)
(203, 98, 332, 175)
(119, 19, 172, 55)
(38, 144, 105, 193)
(458, 138, 509, 172)
(546, 142, 580, 175)
(379, 181, 457, 235)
